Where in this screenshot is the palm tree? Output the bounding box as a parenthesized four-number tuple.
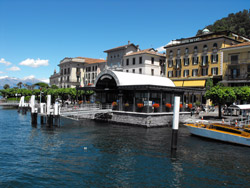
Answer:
(17, 82, 22, 89)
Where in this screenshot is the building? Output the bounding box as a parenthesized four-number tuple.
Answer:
(49, 69, 60, 86)
(164, 29, 250, 104)
(104, 41, 140, 70)
(123, 48, 166, 76)
(50, 57, 106, 88)
(221, 42, 250, 86)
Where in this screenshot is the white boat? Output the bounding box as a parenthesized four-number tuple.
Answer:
(184, 121, 250, 146)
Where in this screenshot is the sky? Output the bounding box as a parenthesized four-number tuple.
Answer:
(0, 0, 250, 83)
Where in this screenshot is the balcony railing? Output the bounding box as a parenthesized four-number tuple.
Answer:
(227, 58, 250, 65)
(226, 73, 250, 80)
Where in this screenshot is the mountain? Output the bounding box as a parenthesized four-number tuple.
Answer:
(0, 76, 47, 89)
(196, 9, 250, 38)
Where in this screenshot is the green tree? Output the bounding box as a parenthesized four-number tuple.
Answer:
(34, 82, 49, 89)
(3, 84, 10, 90)
(205, 85, 236, 118)
(17, 82, 22, 89)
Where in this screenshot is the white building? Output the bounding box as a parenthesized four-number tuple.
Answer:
(123, 48, 166, 76)
(104, 41, 139, 70)
(49, 57, 106, 88)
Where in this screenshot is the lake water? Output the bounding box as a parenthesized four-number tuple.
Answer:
(0, 107, 250, 187)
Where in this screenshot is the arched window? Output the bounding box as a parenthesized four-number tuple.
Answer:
(185, 48, 189, 54)
(213, 43, 218, 48)
(177, 49, 180, 55)
(203, 45, 208, 51)
(194, 46, 198, 53)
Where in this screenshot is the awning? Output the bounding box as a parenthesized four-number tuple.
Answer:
(228, 104, 250, 110)
(174, 81, 183, 87)
(183, 80, 206, 87)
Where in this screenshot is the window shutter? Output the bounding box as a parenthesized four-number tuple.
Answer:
(188, 58, 190, 65)
(211, 54, 213, 63)
(206, 56, 208, 63)
(216, 54, 218, 62)
(192, 57, 194, 64)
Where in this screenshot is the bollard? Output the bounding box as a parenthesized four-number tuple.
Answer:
(171, 96, 180, 151)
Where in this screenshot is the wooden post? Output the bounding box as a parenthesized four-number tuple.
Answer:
(171, 96, 180, 150)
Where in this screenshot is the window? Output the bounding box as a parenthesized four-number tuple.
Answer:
(126, 70, 129, 72)
(194, 46, 198, 53)
(183, 70, 189, 77)
(231, 55, 238, 64)
(64, 69, 66, 74)
(126, 59, 129, 66)
(176, 59, 181, 68)
(77, 76, 80, 82)
(151, 57, 154, 64)
(192, 69, 198, 77)
(231, 68, 240, 78)
(192, 56, 199, 65)
(133, 58, 135, 65)
(111, 56, 112, 58)
(184, 58, 189, 66)
(202, 56, 208, 66)
(202, 68, 208, 76)
(176, 70, 181, 77)
(177, 49, 180, 55)
(211, 54, 218, 63)
(203, 45, 208, 52)
(132, 69, 135, 73)
(68, 68, 70, 74)
(114, 55, 116, 58)
(213, 43, 218, 48)
(139, 68, 142, 74)
(169, 50, 173, 56)
(185, 48, 189, 54)
(151, 69, 154, 76)
(139, 56, 142, 64)
(168, 71, 173, 78)
(168, 60, 173, 68)
(211, 67, 218, 75)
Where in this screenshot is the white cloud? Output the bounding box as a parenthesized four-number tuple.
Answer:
(0, 76, 9, 79)
(40, 78, 49, 83)
(0, 71, 4, 74)
(156, 46, 165, 52)
(23, 75, 35, 80)
(0, 58, 12, 66)
(7, 66, 21, 71)
(19, 58, 49, 68)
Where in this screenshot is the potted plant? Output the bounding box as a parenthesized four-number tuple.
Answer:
(137, 103, 144, 112)
(152, 103, 160, 112)
(112, 101, 118, 110)
(165, 103, 171, 112)
(124, 103, 129, 111)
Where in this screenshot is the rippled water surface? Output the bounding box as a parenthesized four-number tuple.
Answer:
(0, 107, 250, 187)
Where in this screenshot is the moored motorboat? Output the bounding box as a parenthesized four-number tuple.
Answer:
(184, 121, 250, 146)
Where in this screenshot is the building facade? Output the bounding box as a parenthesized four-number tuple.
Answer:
(49, 57, 106, 88)
(122, 48, 166, 76)
(221, 42, 250, 86)
(104, 41, 140, 70)
(49, 69, 60, 86)
(164, 30, 250, 104)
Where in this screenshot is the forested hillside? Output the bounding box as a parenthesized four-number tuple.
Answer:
(197, 9, 250, 38)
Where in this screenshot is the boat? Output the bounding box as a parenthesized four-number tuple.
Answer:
(184, 121, 250, 146)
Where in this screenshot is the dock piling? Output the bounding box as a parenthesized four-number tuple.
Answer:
(171, 96, 180, 151)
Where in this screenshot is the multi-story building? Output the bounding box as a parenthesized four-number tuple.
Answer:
(104, 41, 140, 70)
(50, 57, 106, 88)
(123, 48, 166, 76)
(221, 42, 250, 86)
(49, 69, 60, 86)
(164, 29, 250, 104)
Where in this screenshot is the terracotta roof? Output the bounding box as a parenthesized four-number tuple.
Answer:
(76, 57, 106, 64)
(124, 49, 166, 57)
(222, 42, 250, 49)
(104, 43, 138, 52)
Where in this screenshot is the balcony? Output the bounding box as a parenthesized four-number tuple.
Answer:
(226, 73, 250, 80)
(227, 58, 250, 66)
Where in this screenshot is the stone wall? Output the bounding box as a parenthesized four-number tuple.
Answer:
(106, 111, 191, 128)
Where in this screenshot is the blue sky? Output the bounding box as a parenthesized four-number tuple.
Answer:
(0, 0, 249, 82)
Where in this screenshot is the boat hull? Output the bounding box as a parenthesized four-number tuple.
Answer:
(185, 125, 250, 146)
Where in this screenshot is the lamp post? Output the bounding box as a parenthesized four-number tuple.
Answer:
(40, 88, 42, 104)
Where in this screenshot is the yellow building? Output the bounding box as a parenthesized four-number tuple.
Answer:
(164, 29, 250, 104)
(221, 42, 250, 86)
